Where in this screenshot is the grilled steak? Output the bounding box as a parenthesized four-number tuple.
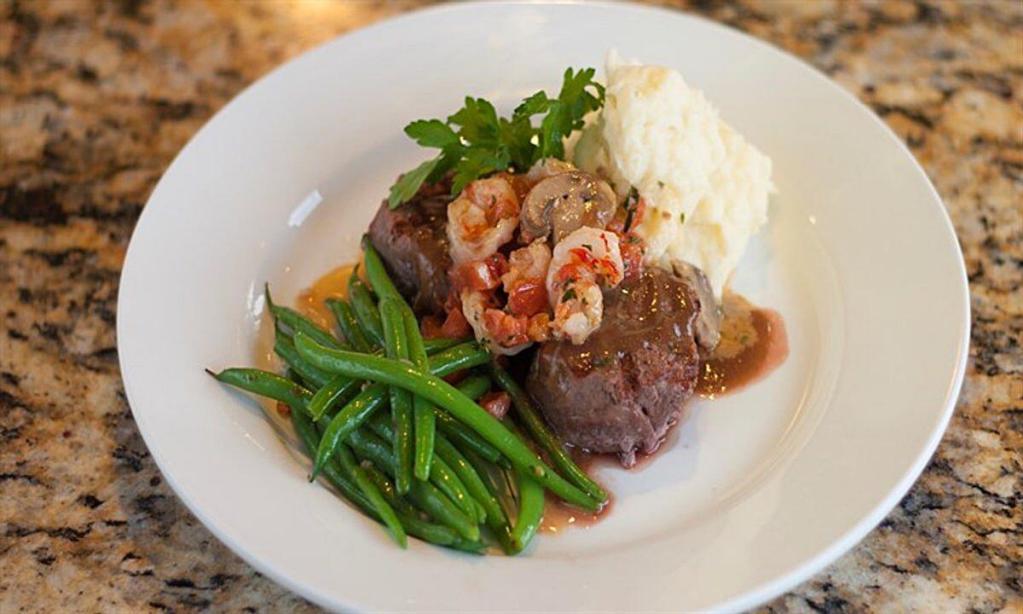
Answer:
(526, 267, 705, 466)
(367, 189, 452, 315)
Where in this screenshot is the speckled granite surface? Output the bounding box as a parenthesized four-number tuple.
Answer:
(1, 0, 1020, 611)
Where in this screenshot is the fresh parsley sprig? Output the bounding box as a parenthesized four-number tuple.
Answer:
(387, 68, 605, 208)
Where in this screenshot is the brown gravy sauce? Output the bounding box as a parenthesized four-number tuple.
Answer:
(540, 492, 614, 534)
(697, 292, 789, 398)
(296, 264, 357, 330)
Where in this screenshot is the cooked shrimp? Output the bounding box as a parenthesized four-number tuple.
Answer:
(460, 289, 532, 355)
(447, 176, 520, 264)
(546, 226, 625, 344)
(501, 240, 552, 292)
(498, 240, 553, 318)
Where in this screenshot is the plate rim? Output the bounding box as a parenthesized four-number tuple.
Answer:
(117, 1, 971, 611)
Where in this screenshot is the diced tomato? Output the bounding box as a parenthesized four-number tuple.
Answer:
(479, 391, 512, 419)
(443, 370, 469, 385)
(441, 305, 473, 339)
(444, 290, 462, 313)
(506, 279, 549, 317)
(452, 254, 508, 292)
(275, 402, 291, 418)
(483, 308, 529, 347)
(486, 252, 509, 279)
(420, 315, 445, 340)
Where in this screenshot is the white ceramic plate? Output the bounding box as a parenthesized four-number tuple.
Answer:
(117, 2, 969, 611)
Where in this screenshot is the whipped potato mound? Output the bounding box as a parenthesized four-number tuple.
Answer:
(572, 52, 773, 297)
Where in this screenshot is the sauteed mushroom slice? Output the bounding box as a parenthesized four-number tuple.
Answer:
(520, 171, 617, 243)
(672, 261, 721, 353)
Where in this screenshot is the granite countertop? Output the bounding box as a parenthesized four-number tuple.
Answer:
(1, 0, 1020, 611)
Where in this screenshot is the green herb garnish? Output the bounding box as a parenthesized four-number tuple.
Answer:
(388, 68, 605, 208)
(623, 186, 640, 231)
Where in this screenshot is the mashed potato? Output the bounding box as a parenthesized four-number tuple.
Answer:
(572, 52, 773, 297)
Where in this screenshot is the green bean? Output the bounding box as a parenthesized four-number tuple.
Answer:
(400, 508, 466, 547)
(307, 373, 361, 422)
(435, 435, 513, 553)
(413, 394, 437, 480)
(423, 337, 472, 354)
(208, 368, 311, 413)
(367, 413, 482, 524)
(407, 478, 480, 542)
(294, 409, 462, 548)
(336, 443, 406, 547)
(361, 237, 402, 301)
(305, 349, 495, 477)
(462, 447, 518, 523)
(435, 411, 504, 467)
(312, 383, 388, 479)
(434, 376, 508, 467)
(455, 375, 492, 401)
(503, 419, 543, 554)
(273, 334, 332, 389)
(293, 333, 602, 511)
(361, 463, 418, 517)
(292, 404, 375, 514)
(326, 298, 372, 352)
(278, 320, 461, 386)
(432, 454, 483, 523)
(491, 363, 608, 505)
(510, 467, 544, 554)
(449, 538, 487, 554)
(427, 342, 490, 377)
(265, 284, 343, 350)
(360, 465, 469, 547)
(403, 304, 430, 367)
(380, 297, 415, 494)
(400, 305, 436, 481)
(364, 240, 440, 482)
(348, 274, 385, 347)
(348, 429, 480, 541)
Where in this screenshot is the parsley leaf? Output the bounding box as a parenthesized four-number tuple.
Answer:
(404, 119, 460, 149)
(387, 157, 440, 208)
(513, 90, 551, 118)
(388, 67, 604, 208)
(451, 147, 510, 195)
(449, 97, 501, 147)
(538, 68, 605, 160)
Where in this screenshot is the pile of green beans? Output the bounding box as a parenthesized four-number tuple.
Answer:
(208, 236, 609, 555)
